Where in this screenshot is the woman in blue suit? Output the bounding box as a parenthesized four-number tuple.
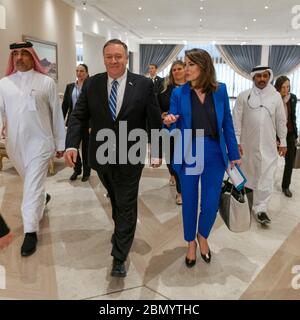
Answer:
(164, 49, 240, 267)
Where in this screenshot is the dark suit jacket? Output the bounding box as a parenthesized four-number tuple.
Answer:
(62, 82, 75, 127)
(62, 82, 90, 128)
(152, 76, 164, 96)
(65, 71, 162, 174)
(290, 93, 298, 135)
(158, 84, 175, 113)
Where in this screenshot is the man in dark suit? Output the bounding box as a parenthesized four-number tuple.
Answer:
(65, 39, 162, 277)
(147, 64, 164, 142)
(62, 64, 91, 182)
(148, 64, 164, 96)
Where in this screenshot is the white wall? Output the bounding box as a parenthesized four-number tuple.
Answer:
(76, 10, 140, 75)
(132, 50, 140, 74)
(0, 0, 76, 92)
(82, 33, 106, 75)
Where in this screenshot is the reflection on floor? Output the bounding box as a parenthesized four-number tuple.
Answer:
(0, 157, 299, 300)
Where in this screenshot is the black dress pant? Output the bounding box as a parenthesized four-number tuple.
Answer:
(74, 128, 91, 177)
(97, 166, 143, 261)
(0, 214, 10, 237)
(166, 139, 181, 194)
(282, 132, 297, 189)
(166, 164, 181, 194)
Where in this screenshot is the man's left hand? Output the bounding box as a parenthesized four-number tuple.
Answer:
(56, 151, 64, 158)
(278, 146, 287, 157)
(151, 158, 162, 168)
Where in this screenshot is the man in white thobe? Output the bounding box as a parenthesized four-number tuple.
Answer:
(233, 65, 287, 225)
(0, 42, 65, 256)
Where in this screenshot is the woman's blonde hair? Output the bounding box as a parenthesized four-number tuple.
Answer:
(162, 60, 185, 92)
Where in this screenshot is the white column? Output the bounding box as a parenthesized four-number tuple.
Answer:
(261, 45, 270, 66)
(132, 50, 140, 74)
(0, 5, 6, 29)
(82, 33, 106, 76)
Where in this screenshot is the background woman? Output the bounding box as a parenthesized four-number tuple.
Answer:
(275, 76, 298, 197)
(159, 60, 186, 205)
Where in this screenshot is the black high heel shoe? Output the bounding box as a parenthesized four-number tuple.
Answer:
(185, 241, 197, 268)
(200, 249, 211, 263)
(185, 256, 196, 268)
(197, 234, 211, 263)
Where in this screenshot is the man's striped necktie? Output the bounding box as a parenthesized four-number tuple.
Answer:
(109, 79, 118, 121)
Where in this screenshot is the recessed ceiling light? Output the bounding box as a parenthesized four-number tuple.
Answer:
(83, 1, 87, 10)
(200, 6, 204, 10)
(252, 18, 257, 22)
(160, 32, 163, 35)
(244, 26, 248, 30)
(154, 26, 158, 29)
(264, 6, 269, 9)
(100, 18, 104, 21)
(138, 7, 142, 10)
(199, 18, 202, 22)
(124, 32, 128, 35)
(147, 18, 151, 22)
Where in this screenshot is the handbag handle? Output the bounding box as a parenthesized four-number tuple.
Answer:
(224, 177, 247, 203)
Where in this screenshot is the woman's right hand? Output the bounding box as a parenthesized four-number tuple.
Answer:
(163, 114, 179, 127)
(238, 144, 243, 157)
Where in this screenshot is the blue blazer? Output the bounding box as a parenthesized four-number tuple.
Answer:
(168, 82, 240, 173)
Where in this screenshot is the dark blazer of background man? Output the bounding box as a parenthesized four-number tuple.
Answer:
(62, 83, 76, 126)
(65, 39, 162, 277)
(148, 63, 164, 96)
(62, 81, 91, 180)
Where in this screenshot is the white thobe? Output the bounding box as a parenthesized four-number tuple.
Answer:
(233, 84, 287, 214)
(0, 69, 66, 233)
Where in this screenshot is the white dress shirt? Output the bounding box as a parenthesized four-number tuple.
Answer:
(107, 71, 127, 117)
(66, 71, 128, 153)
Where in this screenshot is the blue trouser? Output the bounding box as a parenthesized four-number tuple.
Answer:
(179, 137, 225, 241)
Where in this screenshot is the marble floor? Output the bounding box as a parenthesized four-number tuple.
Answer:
(0, 156, 300, 300)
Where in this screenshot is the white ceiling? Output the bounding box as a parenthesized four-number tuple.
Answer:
(63, 0, 300, 45)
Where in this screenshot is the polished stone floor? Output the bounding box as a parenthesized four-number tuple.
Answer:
(0, 156, 299, 300)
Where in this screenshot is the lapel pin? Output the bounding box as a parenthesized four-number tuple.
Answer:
(129, 82, 133, 86)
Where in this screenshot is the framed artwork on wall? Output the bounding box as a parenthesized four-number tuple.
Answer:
(23, 35, 58, 81)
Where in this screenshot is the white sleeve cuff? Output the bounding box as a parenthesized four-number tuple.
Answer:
(279, 138, 287, 147)
(66, 147, 78, 152)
